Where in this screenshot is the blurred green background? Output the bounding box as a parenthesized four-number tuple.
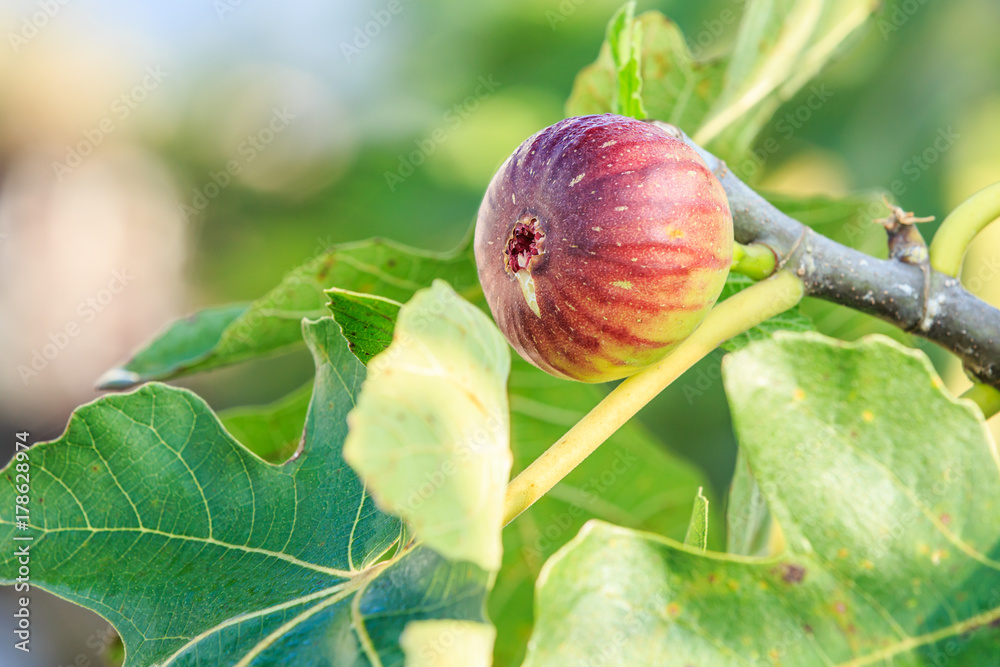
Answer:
(2, 0, 1000, 664)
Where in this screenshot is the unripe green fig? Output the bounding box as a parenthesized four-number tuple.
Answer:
(474, 114, 734, 382)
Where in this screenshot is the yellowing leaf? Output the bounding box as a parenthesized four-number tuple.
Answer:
(401, 620, 496, 667)
(344, 280, 512, 572)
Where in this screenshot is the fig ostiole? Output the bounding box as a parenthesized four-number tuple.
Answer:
(474, 114, 735, 383)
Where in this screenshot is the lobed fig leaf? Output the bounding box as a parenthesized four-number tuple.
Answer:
(0, 317, 493, 666)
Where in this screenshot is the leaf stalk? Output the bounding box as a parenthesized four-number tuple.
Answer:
(502, 270, 805, 525)
(961, 383, 1000, 420)
(929, 180, 1000, 277)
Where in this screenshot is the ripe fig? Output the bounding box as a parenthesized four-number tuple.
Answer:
(474, 114, 733, 382)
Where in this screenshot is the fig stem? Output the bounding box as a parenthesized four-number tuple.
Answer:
(928, 180, 1000, 277)
(502, 270, 806, 526)
(961, 383, 1000, 420)
(731, 242, 777, 280)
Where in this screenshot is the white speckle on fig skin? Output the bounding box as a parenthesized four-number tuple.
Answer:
(473, 113, 733, 383)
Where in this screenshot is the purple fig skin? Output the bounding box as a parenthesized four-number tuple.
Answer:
(474, 114, 734, 383)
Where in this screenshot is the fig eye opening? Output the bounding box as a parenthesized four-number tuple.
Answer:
(504, 216, 545, 274)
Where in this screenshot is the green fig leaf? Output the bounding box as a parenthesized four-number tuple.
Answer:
(327, 289, 402, 365)
(525, 334, 1000, 666)
(100, 239, 479, 388)
(568, 11, 724, 133)
(699, 0, 875, 160)
(1, 316, 492, 666)
(95, 303, 250, 389)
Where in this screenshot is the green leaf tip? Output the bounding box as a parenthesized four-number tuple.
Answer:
(570, 2, 877, 163)
(94, 366, 142, 390)
(683, 486, 709, 553)
(326, 287, 404, 365)
(606, 1, 648, 119)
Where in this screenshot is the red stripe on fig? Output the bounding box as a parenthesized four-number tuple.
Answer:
(474, 114, 734, 382)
